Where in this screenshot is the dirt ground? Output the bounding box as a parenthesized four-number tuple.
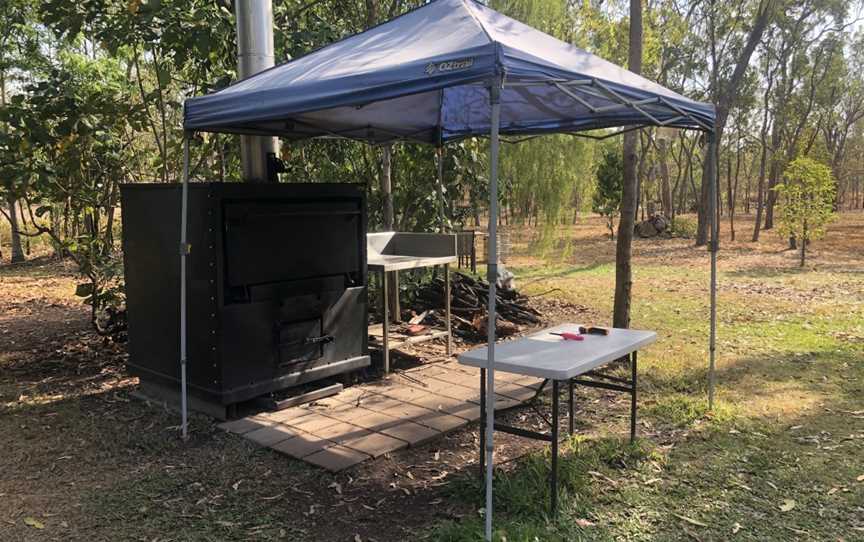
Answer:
(1, 212, 862, 541)
(0, 237, 608, 542)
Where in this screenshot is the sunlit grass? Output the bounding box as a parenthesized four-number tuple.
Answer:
(429, 214, 864, 541)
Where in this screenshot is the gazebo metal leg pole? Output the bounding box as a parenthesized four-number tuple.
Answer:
(179, 132, 190, 441)
(707, 131, 718, 410)
(484, 81, 502, 542)
(436, 146, 447, 232)
(445, 263, 452, 356)
(568, 380, 574, 435)
(382, 270, 390, 374)
(551, 380, 559, 515)
(479, 366, 486, 478)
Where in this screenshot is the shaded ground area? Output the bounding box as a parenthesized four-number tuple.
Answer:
(2, 213, 863, 541)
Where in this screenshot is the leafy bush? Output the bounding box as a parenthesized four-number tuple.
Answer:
(775, 157, 836, 266)
(592, 147, 624, 239)
(669, 216, 697, 238)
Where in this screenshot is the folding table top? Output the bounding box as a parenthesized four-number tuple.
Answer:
(457, 323, 656, 380)
(367, 232, 457, 272)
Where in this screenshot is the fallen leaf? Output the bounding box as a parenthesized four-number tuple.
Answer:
(732, 522, 742, 534)
(354, 535, 362, 542)
(24, 517, 45, 529)
(828, 487, 839, 495)
(329, 481, 343, 495)
(856, 474, 864, 482)
(576, 518, 596, 527)
(779, 499, 796, 512)
(232, 480, 243, 491)
(673, 513, 707, 527)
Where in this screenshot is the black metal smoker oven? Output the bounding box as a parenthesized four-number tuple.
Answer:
(120, 182, 369, 418)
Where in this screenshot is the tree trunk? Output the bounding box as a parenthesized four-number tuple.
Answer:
(7, 196, 24, 263)
(697, 0, 773, 246)
(764, 130, 781, 230)
(729, 140, 740, 241)
(800, 221, 807, 266)
(658, 137, 673, 216)
(613, 0, 642, 329)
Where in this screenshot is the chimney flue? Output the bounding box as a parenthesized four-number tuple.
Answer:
(235, 0, 279, 182)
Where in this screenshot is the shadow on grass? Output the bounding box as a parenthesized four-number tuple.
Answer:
(513, 261, 610, 281)
(429, 391, 864, 542)
(433, 437, 653, 542)
(640, 347, 862, 407)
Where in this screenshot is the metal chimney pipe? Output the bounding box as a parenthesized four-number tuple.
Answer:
(235, 0, 279, 182)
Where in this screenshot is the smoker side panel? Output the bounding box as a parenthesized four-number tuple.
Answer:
(120, 185, 221, 400)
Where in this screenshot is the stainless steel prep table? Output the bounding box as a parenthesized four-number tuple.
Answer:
(367, 232, 457, 373)
(457, 323, 657, 513)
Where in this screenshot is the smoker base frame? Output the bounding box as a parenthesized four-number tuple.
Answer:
(131, 354, 370, 420)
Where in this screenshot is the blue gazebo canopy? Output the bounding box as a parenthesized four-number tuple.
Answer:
(179, 4, 718, 539)
(184, 0, 715, 143)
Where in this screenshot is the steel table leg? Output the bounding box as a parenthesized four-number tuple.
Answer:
(568, 379, 574, 435)
(479, 366, 486, 480)
(445, 263, 452, 356)
(630, 352, 637, 443)
(382, 270, 390, 374)
(551, 380, 559, 515)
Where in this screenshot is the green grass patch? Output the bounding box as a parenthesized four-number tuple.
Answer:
(428, 231, 864, 541)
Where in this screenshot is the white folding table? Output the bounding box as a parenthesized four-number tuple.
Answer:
(457, 323, 657, 513)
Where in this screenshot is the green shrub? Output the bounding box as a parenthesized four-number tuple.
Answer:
(668, 216, 697, 238)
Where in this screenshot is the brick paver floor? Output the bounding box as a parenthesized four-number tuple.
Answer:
(218, 359, 543, 472)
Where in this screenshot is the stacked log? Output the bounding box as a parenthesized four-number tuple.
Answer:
(636, 214, 669, 238)
(413, 272, 542, 339)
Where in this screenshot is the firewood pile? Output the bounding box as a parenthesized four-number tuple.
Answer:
(413, 272, 542, 340)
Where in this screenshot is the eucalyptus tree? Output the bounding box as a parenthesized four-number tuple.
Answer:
(41, 0, 240, 185)
(612, 0, 643, 329)
(0, 51, 144, 324)
(760, 0, 849, 232)
(692, 0, 776, 246)
(817, 31, 864, 209)
(0, 0, 48, 262)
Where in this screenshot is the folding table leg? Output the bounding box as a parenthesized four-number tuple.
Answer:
(630, 352, 638, 443)
(568, 380, 575, 435)
(479, 367, 486, 480)
(551, 380, 559, 515)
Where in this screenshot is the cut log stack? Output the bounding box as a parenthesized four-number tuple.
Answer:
(413, 272, 542, 340)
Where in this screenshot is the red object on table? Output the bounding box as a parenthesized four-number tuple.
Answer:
(550, 331, 584, 341)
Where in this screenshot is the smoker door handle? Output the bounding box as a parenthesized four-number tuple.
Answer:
(305, 334, 335, 345)
(276, 334, 335, 348)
